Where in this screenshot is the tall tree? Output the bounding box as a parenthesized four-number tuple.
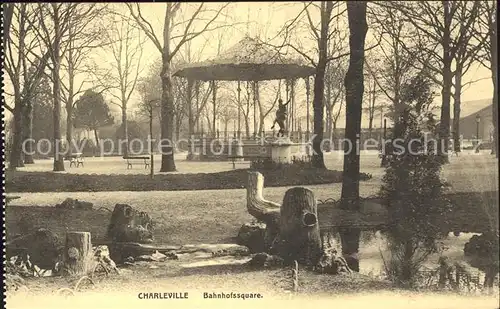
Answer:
(389, 1, 482, 160)
(2, 3, 14, 41)
(339, 1, 368, 272)
(73, 89, 115, 146)
(324, 60, 345, 148)
(473, 1, 497, 157)
(274, 1, 347, 168)
(104, 14, 146, 156)
(127, 3, 230, 172)
(33, 4, 100, 171)
(4, 4, 49, 169)
(366, 4, 421, 135)
(362, 59, 383, 139)
(449, 2, 483, 153)
(60, 4, 109, 158)
(31, 74, 54, 144)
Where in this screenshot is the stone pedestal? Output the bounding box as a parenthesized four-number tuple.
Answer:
(232, 139, 244, 160)
(269, 137, 293, 164)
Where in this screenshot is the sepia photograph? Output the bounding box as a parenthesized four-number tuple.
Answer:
(2, 2, 499, 309)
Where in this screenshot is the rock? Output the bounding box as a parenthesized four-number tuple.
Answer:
(151, 251, 167, 261)
(179, 244, 250, 256)
(135, 255, 155, 262)
(94, 245, 119, 274)
(315, 248, 352, 275)
(246, 252, 284, 268)
(7, 228, 63, 272)
(237, 222, 267, 253)
(180, 256, 252, 268)
(164, 252, 179, 260)
(55, 198, 93, 210)
(94, 245, 111, 259)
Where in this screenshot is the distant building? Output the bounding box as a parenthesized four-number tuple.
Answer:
(453, 98, 493, 141)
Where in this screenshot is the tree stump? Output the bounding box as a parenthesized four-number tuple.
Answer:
(278, 187, 322, 266)
(62, 232, 94, 276)
(107, 204, 154, 243)
(107, 204, 154, 263)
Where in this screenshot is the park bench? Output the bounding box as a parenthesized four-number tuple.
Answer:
(227, 155, 269, 169)
(123, 155, 151, 169)
(69, 152, 84, 168)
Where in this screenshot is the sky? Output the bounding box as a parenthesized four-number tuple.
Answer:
(3, 2, 494, 130)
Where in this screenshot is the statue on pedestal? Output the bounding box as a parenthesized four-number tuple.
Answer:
(271, 98, 290, 137)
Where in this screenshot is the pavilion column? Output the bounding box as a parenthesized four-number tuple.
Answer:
(253, 81, 258, 139)
(285, 79, 290, 138)
(305, 76, 310, 141)
(196, 81, 200, 134)
(290, 78, 296, 140)
(237, 81, 241, 139)
(255, 81, 261, 137)
(212, 80, 217, 138)
(246, 81, 251, 139)
(187, 78, 195, 160)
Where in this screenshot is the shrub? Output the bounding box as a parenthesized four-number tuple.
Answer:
(379, 73, 451, 288)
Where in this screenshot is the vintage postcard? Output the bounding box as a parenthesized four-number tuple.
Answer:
(2, 2, 499, 309)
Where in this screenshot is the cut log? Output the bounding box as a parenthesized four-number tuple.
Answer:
(278, 187, 322, 266)
(246, 172, 281, 249)
(62, 232, 94, 276)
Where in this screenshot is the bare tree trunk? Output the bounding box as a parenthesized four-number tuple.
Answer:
(159, 63, 176, 171)
(2, 3, 14, 42)
(23, 101, 34, 164)
(325, 75, 333, 152)
(93, 129, 99, 148)
(339, 1, 368, 272)
(175, 118, 181, 142)
(121, 105, 128, 156)
(326, 110, 333, 152)
(212, 81, 217, 137)
(492, 69, 498, 158)
(52, 10, 65, 172)
(439, 2, 453, 162)
(311, 1, 333, 169)
(452, 64, 463, 153)
(66, 101, 74, 158)
(65, 46, 75, 159)
(9, 98, 25, 169)
(159, 4, 176, 172)
(491, 14, 498, 157)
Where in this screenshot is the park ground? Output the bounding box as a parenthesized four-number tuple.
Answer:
(5, 150, 500, 308)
